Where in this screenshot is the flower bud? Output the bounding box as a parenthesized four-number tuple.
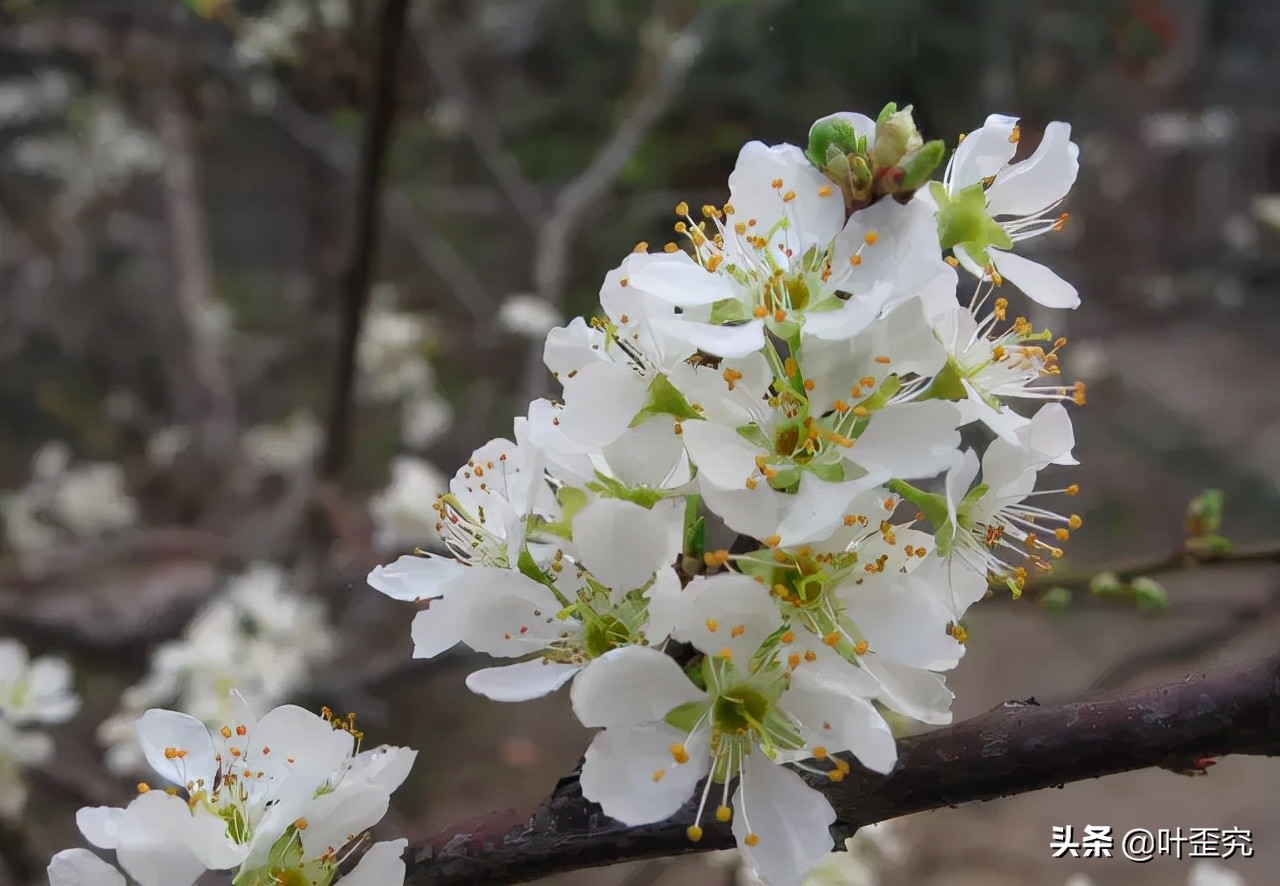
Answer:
(872, 103, 924, 170)
(1130, 577, 1169, 612)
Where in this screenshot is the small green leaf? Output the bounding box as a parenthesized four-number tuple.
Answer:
(664, 700, 709, 732)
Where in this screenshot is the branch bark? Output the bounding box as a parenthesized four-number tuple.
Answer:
(321, 0, 412, 480)
(405, 652, 1280, 885)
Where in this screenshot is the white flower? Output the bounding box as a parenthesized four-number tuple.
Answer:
(927, 299, 1085, 444)
(573, 575, 895, 886)
(68, 698, 416, 886)
(0, 442, 137, 552)
(357, 303, 435, 401)
(939, 409, 1080, 598)
(407, 497, 683, 702)
(931, 114, 1080, 308)
(240, 410, 323, 474)
(0, 638, 81, 725)
(0, 639, 78, 820)
(401, 392, 454, 449)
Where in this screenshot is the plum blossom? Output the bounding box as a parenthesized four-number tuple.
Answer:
(362, 102, 1086, 885)
(52, 696, 415, 886)
(931, 114, 1080, 308)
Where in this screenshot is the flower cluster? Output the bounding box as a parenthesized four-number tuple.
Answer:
(50, 696, 415, 886)
(369, 105, 1083, 885)
(0, 638, 81, 820)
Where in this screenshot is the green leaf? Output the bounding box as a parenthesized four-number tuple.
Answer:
(664, 699, 709, 732)
(1130, 576, 1169, 612)
(631, 373, 701, 425)
(1040, 586, 1072, 614)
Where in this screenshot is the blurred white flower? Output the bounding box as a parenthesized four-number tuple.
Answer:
(402, 393, 454, 449)
(0, 69, 74, 128)
(499, 294, 563, 338)
(0, 442, 138, 553)
(1189, 860, 1247, 886)
(357, 303, 435, 402)
(98, 564, 334, 775)
(240, 410, 322, 474)
(369, 456, 449, 552)
(0, 638, 80, 820)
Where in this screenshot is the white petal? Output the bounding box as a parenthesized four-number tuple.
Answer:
(731, 754, 835, 886)
(800, 287, 889, 341)
(830, 198, 949, 299)
(344, 746, 418, 798)
(840, 562, 965, 671)
(571, 646, 704, 728)
(465, 660, 580, 702)
(580, 722, 709, 826)
(600, 415, 690, 489)
(410, 596, 467, 658)
(949, 114, 1019, 189)
(675, 573, 782, 660)
(114, 792, 209, 886)
(986, 121, 1079, 218)
(785, 668, 898, 774)
(989, 250, 1079, 309)
(559, 361, 649, 448)
(697, 481, 782, 541)
(76, 806, 123, 850)
(775, 474, 884, 547)
(134, 710, 217, 791)
(642, 566, 686, 643)
(650, 317, 765, 358)
(340, 839, 408, 886)
(544, 316, 607, 376)
(681, 420, 761, 491)
(850, 402, 961, 478)
(299, 784, 391, 860)
(454, 569, 568, 657)
(626, 251, 737, 306)
(47, 849, 127, 886)
(860, 656, 954, 725)
(728, 142, 845, 257)
(367, 554, 463, 602)
(572, 498, 677, 595)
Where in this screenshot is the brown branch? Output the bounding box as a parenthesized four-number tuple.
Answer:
(1019, 539, 1280, 598)
(321, 0, 412, 480)
(404, 653, 1280, 885)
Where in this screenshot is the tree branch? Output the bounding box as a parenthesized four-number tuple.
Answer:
(404, 653, 1280, 885)
(1019, 539, 1280, 598)
(321, 0, 412, 480)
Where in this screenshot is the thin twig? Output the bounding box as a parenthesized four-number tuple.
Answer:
(414, 2, 546, 232)
(405, 653, 1280, 885)
(322, 0, 412, 480)
(1019, 539, 1280, 597)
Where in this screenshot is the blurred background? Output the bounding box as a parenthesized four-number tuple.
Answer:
(1, 1, 1278, 884)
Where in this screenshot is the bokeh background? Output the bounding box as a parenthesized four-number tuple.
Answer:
(1, 1, 1278, 884)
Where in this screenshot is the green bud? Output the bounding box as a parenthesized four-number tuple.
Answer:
(1184, 488, 1225, 537)
(897, 139, 947, 193)
(872, 104, 924, 170)
(1040, 586, 1073, 613)
(1130, 576, 1169, 612)
(1088, 571, 1124, 596)
(806, 117, 860, 169)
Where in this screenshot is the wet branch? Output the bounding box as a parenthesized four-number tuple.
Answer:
(404, 653, 1280, 886)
